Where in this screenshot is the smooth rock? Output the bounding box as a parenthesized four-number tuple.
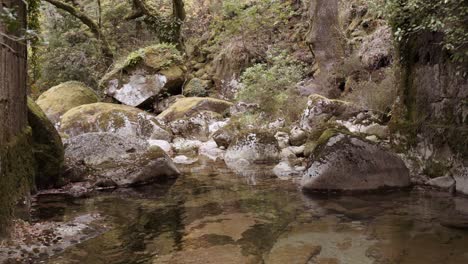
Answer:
(426, 176, 455, 190)
(302, 133, 410, 191)
(65, 132, 179, 186)
(36, 81, 99, 124)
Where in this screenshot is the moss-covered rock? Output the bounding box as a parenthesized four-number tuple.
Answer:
(36, 81, 99, 124)
(27, 98, 64, 189)
(157, 97, 232, 122)
(100, 44, 186, 107)
(60, 103, 172, 141)
(183, 78, 210, 97)
(0, 128, 35, 236)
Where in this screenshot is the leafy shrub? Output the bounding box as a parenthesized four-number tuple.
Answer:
(343, 67, 399, 113)
(237, 52, 306, 122)
(370, 0, 468, 63)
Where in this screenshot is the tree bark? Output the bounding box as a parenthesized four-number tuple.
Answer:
(43, 0, 113, 65)
(0, 0, 30, 237)
(0, 0, 28, 144)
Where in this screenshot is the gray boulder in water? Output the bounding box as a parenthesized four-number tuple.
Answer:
(65, 132, 180, 186)
(225, 130, 280, 169)
(301, 132, 410, 192)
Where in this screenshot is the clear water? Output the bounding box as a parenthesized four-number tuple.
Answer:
(8, 160, 468, 264)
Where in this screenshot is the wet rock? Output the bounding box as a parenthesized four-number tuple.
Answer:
(289, 126, 307, 146)
(172, 138, 203, 154)
(302, 133, 410, 191)
(225, 130, 280, 168)
(173, 155, 198, 164)
(27, 98, 64, 189)
(273, 161, 302, 179)
(199, 140, 225, 161)
(157, 97, 232, 122)
(65, 132, 179, 186)
(101, 44, 185, 107)
(426, 176, 455, 190)
(60, 103, 171, 141)
(36, 81, 99, 124)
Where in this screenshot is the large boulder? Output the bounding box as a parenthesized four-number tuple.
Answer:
(36, 81, 99, 124)
(59, 103, 171, 141)
(157, 97, 232, 122)
(301, 132, 410, 191)
(100, 44, 185, 107)
(225, 130, 280, 167)
(65, 133, 180, 186)
(27, 98, 64, 188)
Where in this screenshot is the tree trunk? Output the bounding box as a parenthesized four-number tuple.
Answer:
(0, 0, 34, 237)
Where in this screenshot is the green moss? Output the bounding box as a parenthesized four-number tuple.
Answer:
(157, 97, 233, 121)
(27, 98, 64, 189)
(0, 128, 35, 237)
(183, 78, 209, 97)
(36, 81, 100, 123)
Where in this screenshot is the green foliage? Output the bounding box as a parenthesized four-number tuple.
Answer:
(237, 51, 306, 122)
(27, 0, 41, 85)
(121, 43, 183, 69)
(343, 67, 399, 113)
(371, 0, 468, 63)
(210, 0, 295, 48)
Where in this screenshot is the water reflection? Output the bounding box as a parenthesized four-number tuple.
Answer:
(7, 159, 468, 264)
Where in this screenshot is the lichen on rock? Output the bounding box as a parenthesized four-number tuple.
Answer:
(36, 81, 99, 125)
(60, 103, 172, 141)
(157, 97, 232, 122)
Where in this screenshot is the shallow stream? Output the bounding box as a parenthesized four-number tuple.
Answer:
(3, 159, 468, 264)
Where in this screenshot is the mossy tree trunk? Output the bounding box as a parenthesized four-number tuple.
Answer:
(0, 0, 35, 237)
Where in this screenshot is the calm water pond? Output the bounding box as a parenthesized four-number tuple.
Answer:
(14, 160, 468, 263)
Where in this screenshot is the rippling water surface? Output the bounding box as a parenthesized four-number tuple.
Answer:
(20, 160, 468, 263)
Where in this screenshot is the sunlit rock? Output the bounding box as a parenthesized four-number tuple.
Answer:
(36, 81, 99, 124)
